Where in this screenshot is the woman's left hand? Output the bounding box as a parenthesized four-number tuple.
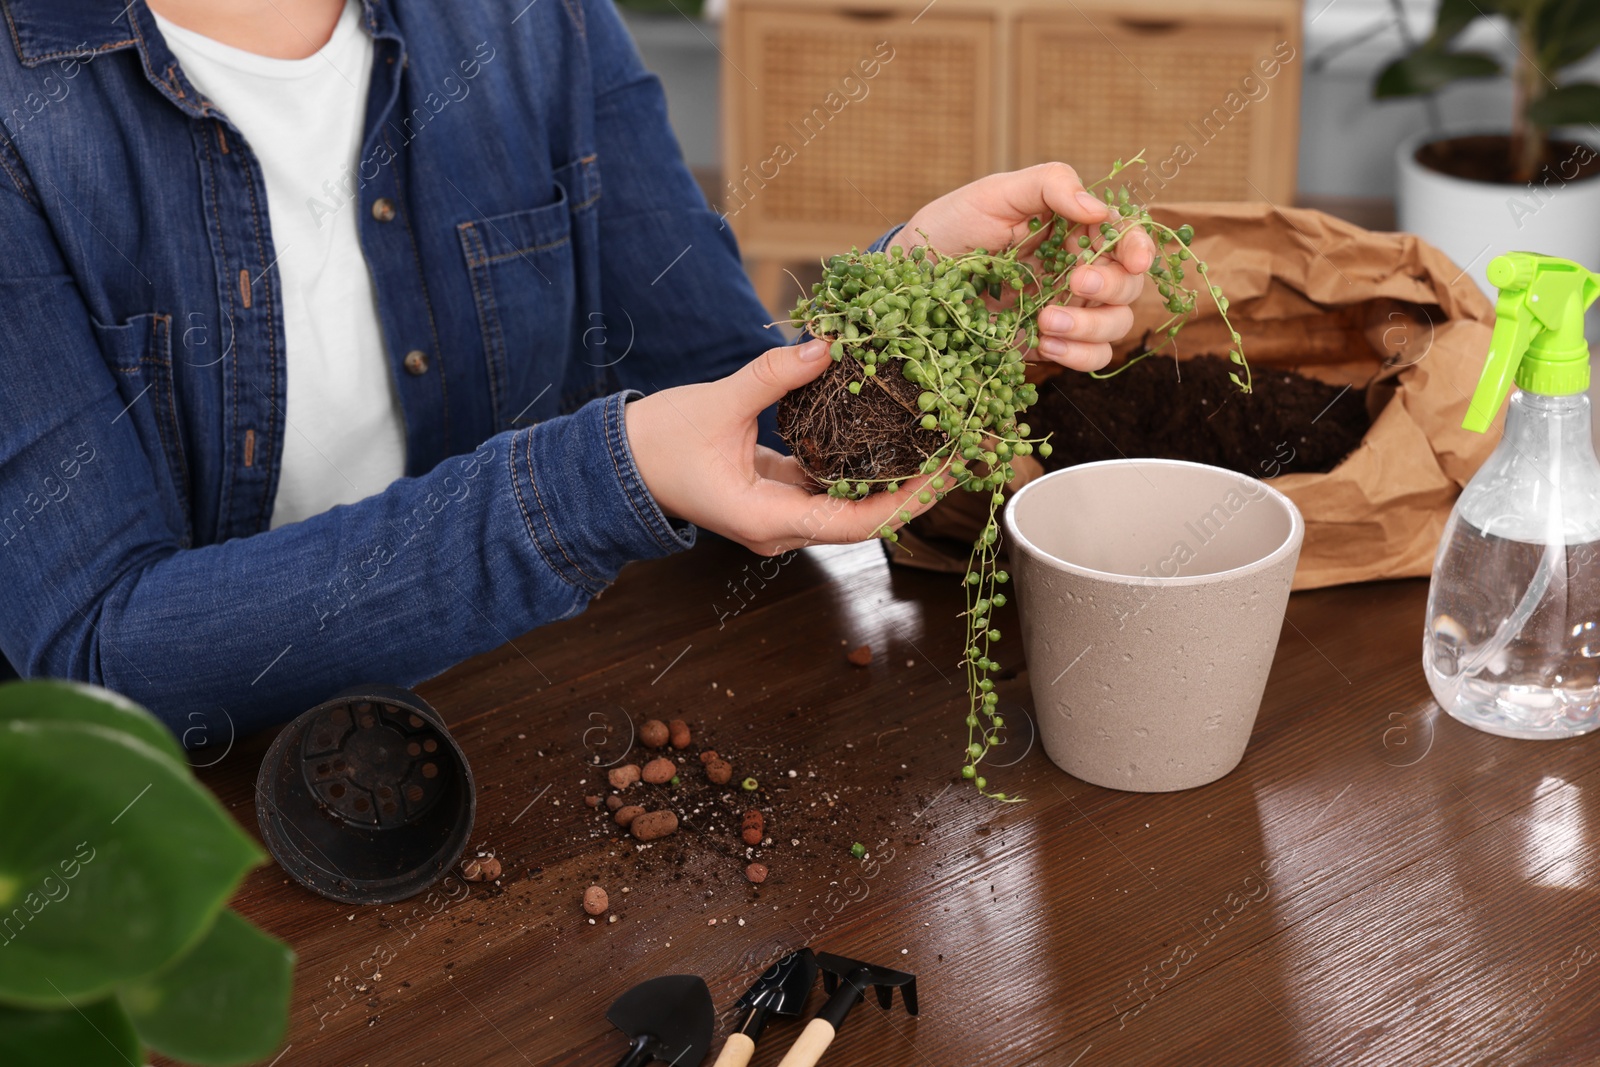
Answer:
(896, 162, 1154, 372)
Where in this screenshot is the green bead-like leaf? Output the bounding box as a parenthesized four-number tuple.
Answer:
(0, 721, 263, 1007)
(1526, 83, 1600, 127)
(1374, 49, 1501, 98)
(0, 680, 186, 769)
(0, 997, 141, 1067)
(119, 909, 293, 1067)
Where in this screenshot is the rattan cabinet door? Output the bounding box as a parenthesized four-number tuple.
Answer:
(724, 9, 996, 261)
(1013, 10, 1300, 204)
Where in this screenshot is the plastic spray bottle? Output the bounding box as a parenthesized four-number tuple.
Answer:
(1424, 252, 1600, 738)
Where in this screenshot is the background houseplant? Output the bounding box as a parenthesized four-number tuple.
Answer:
(1376, 0, 1600, 294)
(0, 681, 293, 1067)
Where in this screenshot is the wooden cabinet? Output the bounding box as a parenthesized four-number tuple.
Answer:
(720, 0, 1302, 310)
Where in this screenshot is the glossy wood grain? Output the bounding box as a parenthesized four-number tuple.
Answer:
(191, 537, 1600, 1067)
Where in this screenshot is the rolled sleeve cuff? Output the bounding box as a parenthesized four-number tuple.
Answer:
(509, 391, 695, 595)
(869, 224, 906, 252)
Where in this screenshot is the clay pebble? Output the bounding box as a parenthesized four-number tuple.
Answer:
(668, 719, 692, 749)
(462, 856, 501, 882)
(583, 885, 609, 915)
(630, 810, 679, 842)
(642, 757, 677, 785)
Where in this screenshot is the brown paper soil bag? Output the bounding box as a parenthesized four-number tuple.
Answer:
(888, 201, 1501, 590)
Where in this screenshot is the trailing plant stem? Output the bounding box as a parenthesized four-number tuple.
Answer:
(784, 153, 1250, 800)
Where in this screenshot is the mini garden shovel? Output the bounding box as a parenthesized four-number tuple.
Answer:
(606, 974, 715, 1067)
(774, 952, 918, 1067)
(711, 948, 819, 1067)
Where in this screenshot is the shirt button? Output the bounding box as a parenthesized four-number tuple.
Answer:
(403, 350, 429, 375)
(371, 197, 396, 222)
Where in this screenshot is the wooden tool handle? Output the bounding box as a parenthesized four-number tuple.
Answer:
(711, 1032, 758, 1067)
(775, 1018, 837, 1067)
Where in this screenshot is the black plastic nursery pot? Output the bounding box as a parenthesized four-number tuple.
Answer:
(255, 685, 475, 905)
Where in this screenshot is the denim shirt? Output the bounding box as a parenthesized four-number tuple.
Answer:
(0, 0, 788, 741)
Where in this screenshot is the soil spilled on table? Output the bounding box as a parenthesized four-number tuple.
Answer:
(485, 685, 942, 939)
(1030, 354, 1370, 477)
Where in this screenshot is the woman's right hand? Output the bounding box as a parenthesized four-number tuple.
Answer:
(623, 339, 941, 556)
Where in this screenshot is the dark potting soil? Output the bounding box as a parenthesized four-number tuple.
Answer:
(1414, 134, 1600, 186)
(1030, 355, 1369, 478)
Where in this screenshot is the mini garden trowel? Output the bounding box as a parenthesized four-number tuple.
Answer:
(711, 948, 819, 1067)
(606, 974, 715, 1067)
(774, 952, 918, 1067)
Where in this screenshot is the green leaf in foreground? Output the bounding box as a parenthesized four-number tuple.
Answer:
(0, 997, 141, 1067)
(120, 908, 294, 1067)
(0, 679, 187, 769)
(0, 721, 263, 1007)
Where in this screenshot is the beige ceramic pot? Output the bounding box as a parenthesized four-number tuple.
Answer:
(1003, 459, 1304, 792)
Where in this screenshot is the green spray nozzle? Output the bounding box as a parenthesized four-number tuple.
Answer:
(1464, 252, 1600, 433)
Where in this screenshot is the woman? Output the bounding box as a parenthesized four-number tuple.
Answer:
(0, 0, 1150, 741)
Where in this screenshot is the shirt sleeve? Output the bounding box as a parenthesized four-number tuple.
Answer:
(0, 159, 688, 743)
(582, 0, 781, 409)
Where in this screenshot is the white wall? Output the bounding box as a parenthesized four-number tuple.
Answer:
(619, 10, 722, 172)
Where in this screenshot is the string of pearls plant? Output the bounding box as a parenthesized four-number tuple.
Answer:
(785, 154, 1251, 800)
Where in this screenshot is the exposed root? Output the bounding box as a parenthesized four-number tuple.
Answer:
(776, 355, 945, 488)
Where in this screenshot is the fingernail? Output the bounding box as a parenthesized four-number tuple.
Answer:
(1074, 269, 1103, 295)
(798, 339, 827, 361)
(1076, 191, 1104, 214)
(1038, 338, 1066, 359)
(1044, 308, 1075, 333)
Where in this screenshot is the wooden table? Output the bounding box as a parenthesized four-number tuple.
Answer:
(198, 536, 1600, 1066)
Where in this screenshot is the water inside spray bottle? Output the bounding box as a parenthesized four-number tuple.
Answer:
(1424, 524, 1600, 739)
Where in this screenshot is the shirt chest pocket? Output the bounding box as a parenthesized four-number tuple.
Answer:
(90, 312, 193, 547)
(458, 162, 592, 433)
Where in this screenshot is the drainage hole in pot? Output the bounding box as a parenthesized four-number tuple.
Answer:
(422, 763, 438, 779)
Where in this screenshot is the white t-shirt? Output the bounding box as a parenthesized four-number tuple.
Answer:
(153, 1, 407, 529)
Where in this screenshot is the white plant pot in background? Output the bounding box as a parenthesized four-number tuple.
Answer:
(1397, 130, 1600, 451)
(1396, 129, 1600, 297)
